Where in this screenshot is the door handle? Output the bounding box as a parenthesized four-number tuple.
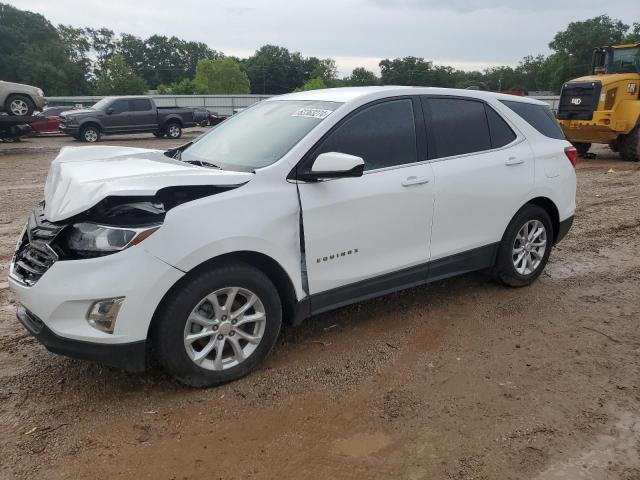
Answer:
(402, 176, 431, 187)
(505, 157, 524, 166)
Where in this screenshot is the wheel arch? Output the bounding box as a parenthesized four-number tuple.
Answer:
(79, 120, 102, 133)
(523, 196, 560, 244)
(147, 250, 300, 341)
(163, 116, 183, 128)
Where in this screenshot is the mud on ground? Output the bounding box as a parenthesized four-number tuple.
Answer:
(1, 136, 639, 480)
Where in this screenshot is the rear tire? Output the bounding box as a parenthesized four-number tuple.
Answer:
(573, 142, 591, 156)
(5, 94, 35, 116)
(152, 262, 282, 388)
(619, 126, 639, 161)
(165, 121, 182, 139)
(80, 124, 100, 143)
(609, 139, 619, 152)
(493, 205, 553, 288)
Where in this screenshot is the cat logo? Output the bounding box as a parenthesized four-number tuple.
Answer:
(570, 98, 582, 105)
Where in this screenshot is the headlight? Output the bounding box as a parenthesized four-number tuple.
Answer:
(64, 223, 159, 257)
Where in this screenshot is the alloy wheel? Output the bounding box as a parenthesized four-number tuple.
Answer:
(183, 287, 266, 371)
(168, 125, 180, 138)
(10, 99, 29, 116)
(84, 129, 98, 142)
(512, 219, 547, 275)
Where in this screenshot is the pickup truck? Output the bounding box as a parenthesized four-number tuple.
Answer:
(59, 96, 198, 142)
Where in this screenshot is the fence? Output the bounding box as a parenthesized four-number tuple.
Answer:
(46, 94, 560, 115)
(45, 95, 272, 116)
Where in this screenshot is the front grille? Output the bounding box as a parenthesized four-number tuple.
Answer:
(557, 81, 602, 121)
(10, 203, 65, 286)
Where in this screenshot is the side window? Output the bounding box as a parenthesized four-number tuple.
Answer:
(424, 97, 491, 158)
(314, 99, 417, 171)
(485, 105, 517, 148)
(110, 99, 130, 114)
(131, 99, 152, 111)
(500, 100, 565, 140)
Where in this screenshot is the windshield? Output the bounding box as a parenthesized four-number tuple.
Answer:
(91, 97, 114, 111)
(180, 100, 341, 171)
(608, 47, 640, 74)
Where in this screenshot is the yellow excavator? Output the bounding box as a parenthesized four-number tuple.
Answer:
(557, 43, 640, 160)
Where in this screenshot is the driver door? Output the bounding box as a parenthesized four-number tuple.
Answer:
(296, 98, 435, 309)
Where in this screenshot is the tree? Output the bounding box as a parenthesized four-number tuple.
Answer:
(347, 67, 379, 86)
(0, 4, 89, 95)
(87, 27, 118, 73)
(549, 15, 630, 77)
(295, 76, 327, 92)
(194, 58, 250, 94)
(95, 54, 147, 95)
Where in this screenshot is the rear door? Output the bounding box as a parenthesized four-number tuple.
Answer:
(129, 98, 157, 131)
(297, 97, 435, 304)
(422, 96, 535, 273)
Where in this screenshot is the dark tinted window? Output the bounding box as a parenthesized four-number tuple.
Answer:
(131, 99, 152, 111)
(425, 98, 491, 158)
(110, 99, 130, 114)
(315, 99, 417, 171)
(485, 105, 517, 148)
(500, 100, 565, 140)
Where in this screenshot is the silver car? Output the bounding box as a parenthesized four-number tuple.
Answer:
(0, 80, 46, 116)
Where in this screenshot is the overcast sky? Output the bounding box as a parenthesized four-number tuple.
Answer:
(7, 0, 638, 75)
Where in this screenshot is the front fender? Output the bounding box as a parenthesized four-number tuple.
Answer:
(142, 179, 305, 299)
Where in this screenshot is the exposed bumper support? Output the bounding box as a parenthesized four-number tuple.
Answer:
(16, 304, 147, 372)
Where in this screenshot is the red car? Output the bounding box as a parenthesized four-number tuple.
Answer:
(30, 106, 77, 135)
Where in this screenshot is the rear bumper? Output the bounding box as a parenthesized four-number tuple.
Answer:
(555, 215, 574, 244)
(17, 304, 147, 372)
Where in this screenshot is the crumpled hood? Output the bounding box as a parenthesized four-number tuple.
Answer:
(43, 146, 252, 222)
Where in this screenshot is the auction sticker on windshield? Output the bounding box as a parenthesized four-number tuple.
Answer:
(292, 108, 334, 119)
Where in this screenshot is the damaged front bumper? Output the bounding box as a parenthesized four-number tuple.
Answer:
(8, 244, 184, 371)
(16, 304, 147, 372)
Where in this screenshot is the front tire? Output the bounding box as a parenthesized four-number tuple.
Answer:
(80, 125, 100, 143)
(619, 126, 639, 161)
(493, 205, 553, 288)
(152, 262, 282, 387)
(5, 94, 35, 116)
(165, 121, 182, 139)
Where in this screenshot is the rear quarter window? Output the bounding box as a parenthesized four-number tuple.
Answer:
(500, 100, 565, 140)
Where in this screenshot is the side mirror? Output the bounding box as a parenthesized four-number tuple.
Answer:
(106, 107, 114, 115)
(299, 152, 364, 181)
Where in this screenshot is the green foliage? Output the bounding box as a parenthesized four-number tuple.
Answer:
(0, 4, 89, 94)
(3, 2, 640, 97)
(549, 15, 629, 73)
(347, 67, 379, 86)
(194, 58, 250, 94)
(294, 76, 327, 92)
(95, 54, 148, 95)
(156, 78, 205, 95)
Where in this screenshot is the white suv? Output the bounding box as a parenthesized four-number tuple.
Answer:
(9, 87, 576, 387)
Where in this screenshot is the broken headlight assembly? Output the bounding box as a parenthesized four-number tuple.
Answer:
(62, 223, 160, 258)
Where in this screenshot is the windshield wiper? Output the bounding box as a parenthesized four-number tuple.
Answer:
(182, 159, 221, 169)
(165, 141, 193, 160)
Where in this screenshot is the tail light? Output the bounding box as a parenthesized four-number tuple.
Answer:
(564, 146, 578, 167)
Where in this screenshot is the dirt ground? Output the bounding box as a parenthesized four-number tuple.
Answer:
(0, 134, 639, 480)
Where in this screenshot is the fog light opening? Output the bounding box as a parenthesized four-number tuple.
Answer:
(87, 297, 124, 333)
